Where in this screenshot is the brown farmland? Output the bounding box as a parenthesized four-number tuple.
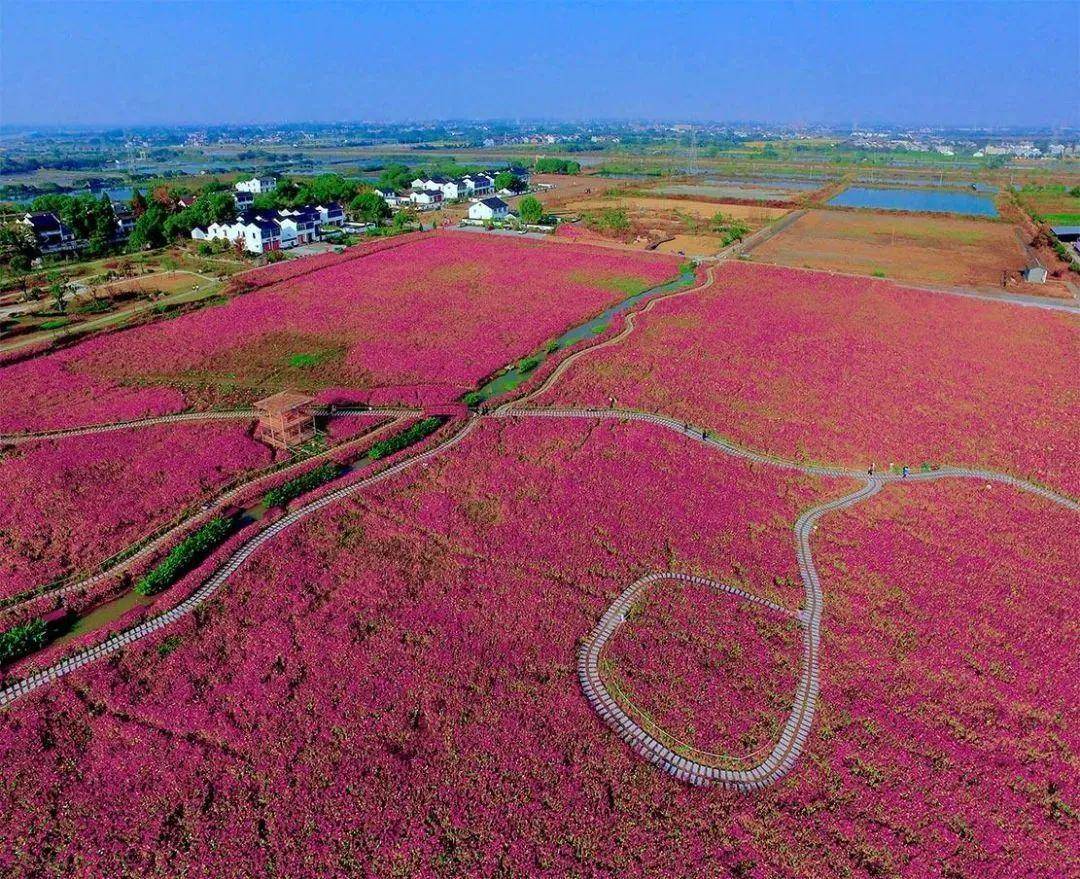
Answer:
(749, 209, 1075, 298)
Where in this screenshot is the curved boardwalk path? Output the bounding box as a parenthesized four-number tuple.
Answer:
(0, 413, 414, 612)
(498, 266, 717, 411)
(0, 418, 479, 709)
(496, 407, 1077, 788)
(2, 264, 1076, 791)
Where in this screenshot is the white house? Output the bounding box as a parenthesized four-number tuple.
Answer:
(467, 197, 509, 221)
(439, 180, 463, 201)
(409, 189, 443, 209)
(235, 177, 277, 195)
(374, 188, 400, 206)
(193, 217, 281, 254)
(315, 202, 345, 225)
(463, 174, 495, 196)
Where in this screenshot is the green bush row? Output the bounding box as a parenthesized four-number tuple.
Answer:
(135, 516, 234, 596)
(368, 418, 443, 461)
(264, 461, 343, 509)
(0, 618, 49, 666)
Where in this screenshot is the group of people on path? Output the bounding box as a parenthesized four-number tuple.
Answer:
(868, 462, 909, 479)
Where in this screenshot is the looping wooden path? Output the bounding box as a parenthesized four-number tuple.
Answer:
(1, 257, 1076, 790)
(493, 407, 1077, 788)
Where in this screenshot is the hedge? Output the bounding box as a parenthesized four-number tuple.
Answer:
(0, 618, 49, 665)
(263, 461, 343, 509)
(135, 516, 234, 596)
(368, 417, 444, 461)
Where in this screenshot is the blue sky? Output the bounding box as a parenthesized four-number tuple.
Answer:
(1, 1, 1077, 127)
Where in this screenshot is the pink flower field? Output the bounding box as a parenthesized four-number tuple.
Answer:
(0, 421, 274, 598)
(537, 261, 1080, 496)
(0, 233, 680, 432)
(808, 479, 1078, 878)
(0, 416, 853, 878)
(602, 581, 799, 761)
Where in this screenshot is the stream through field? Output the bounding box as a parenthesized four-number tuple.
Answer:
(12, 265, 698, 663)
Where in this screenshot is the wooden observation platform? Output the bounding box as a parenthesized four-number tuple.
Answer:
(254, 391, 315, 449)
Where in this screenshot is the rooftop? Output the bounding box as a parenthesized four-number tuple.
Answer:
(254, 390, 315, 414)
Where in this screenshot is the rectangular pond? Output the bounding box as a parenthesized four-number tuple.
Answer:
(828, 186, 998, 217)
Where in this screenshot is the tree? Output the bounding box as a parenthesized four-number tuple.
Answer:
(129, 204, 167, 250)
(376, 163, 415, 193)
(151, 186, 175, 210)
(0, 223, 39, 269)
(297, 173, 359, 206)
(350, 190, 391, 225)
(46, 271, 69, 313)
(392, 207, 418, 230)
(519, 195, 543, 225)
(130, 188, 148, 218)
(533, 158, 581, 175)
(84, 193, 117, 258)
(493, 171, 516, 192)
(709, 212, 750, 246)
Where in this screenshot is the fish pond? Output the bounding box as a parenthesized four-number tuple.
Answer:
(828, 186, 998, 217)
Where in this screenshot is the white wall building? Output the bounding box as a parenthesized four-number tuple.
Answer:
(467, 197, 509, 221)
(235, 177, 277, 195)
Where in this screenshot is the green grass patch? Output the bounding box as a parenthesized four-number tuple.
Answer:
(264, 461, 342, 508)
(286, 352, 328, 369)
(871, 269, 887, 278)
(1043, 213, 1080, 226)
(135, 517, 234, 597)
(568, 270, 651, 296)
(157, 635, 183, 658)
(39, 318, 70, 330)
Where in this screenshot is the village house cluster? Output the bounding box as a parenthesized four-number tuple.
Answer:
(189, 177, 345, 254)
(20, 200, 137, 256)
(379, 166, 530, 214)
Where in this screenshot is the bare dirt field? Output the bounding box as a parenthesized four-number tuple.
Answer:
(749, 209, 1075, 297)
(94, 270, 208, 297)
(558, 193, 788, 256)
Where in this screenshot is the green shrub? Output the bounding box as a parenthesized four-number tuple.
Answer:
(0, 618, 49, 665)
(264, 462, 342, 508)
(135, 516, 234, 596)
(368, 418, 443, 461)
(462, 391, 484, 407)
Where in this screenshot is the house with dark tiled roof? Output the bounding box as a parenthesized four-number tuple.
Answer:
(21, 212, 78, 255)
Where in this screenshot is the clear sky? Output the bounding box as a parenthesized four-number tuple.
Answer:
(1, 0, 1077, 128)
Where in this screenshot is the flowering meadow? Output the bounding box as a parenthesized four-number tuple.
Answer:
(807, 479, 1078, 878)
(538, 261, 1080, 496)
(0, 233, 680, 431)
(0, 416, 853, 878)
(0, 421, 273, 598)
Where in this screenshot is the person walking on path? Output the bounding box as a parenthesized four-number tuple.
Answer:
(868, 463, 875, 477)
(902, 465, 910, 479)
